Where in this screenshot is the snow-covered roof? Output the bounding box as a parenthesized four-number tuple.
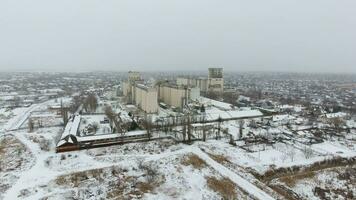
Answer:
(190, 122, 215, 128)
(77, 130, 146, 142)
(199, 97, 233, 110)
(204, 108, 263, 121)
(60, 115, 81, 141)
(30, 113, 58, 118)
(272, 114, 296, 122)
(324, 112, 347, 119)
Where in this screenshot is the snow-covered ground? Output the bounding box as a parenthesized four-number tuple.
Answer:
(1, 128, 274, 200)
(1, 101, 355, 200)
(275, 166, 355, 200)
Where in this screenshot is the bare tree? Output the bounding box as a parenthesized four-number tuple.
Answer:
(105, 105, 115, 119)
(229, 134, 236, 146)
(216, 117, 222, 140)
(92, 122, 99, 134)
(14, 96, 21, 107)
(83, 99, 89, 113)
(205, 91, 219, 100)
(104, 105, 116, 132)
(287, 147, 296, 162)
(69, 95, 83, 114)
(187, 115, 192, 142)
(87, 94, 98, 113)
(249, 119, 257, 128)
(238, 120, 245, 139)
(28, 118, 34, 132)
(202, 114, 207, 141)
(280, 152, 288, 163)
(302, 146, 313, 159)
(223, 91, 239, 105)
(60, 100, 68, 126)
(182, 117, 187, 142)
(144, 113, 152, 140)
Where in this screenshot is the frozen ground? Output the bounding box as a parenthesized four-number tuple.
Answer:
(275, 165, 356, 200)
(1, 126, 276, 200)
(1, 102, 355, 200)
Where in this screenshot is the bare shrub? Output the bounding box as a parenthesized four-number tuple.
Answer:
(302, 146, 313, 159)
(280, 171, 315, 187)
(40, 140, 51, 151)
(28, 118, 34, 132)
(142, 163, 158, 182)
(92, 122, 99, 134)
(287, 148, 296, 162)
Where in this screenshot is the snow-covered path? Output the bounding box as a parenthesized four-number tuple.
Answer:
(4, 101, 52, 131)
(2, 132, 114, 200)
(3, 127, 275, 200)
(191, 147, 276, 200)
(89, 146, 276, 200)
(104, 146, 275, 200)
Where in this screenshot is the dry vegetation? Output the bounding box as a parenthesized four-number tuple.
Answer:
(206, 176, 237, 199)
(0, 136, 32, 171)
(0, 136, 23, 168)
(207, 152, 230, 164)
(274, 165, 356, 200)
(279, 171, 315, 187)
(55, 168, 106, 187)
(181, 153, 207, 169)
(54, 164, 165, 200)
(28, 135, 51, 151)
(254, 157, 356, 200)
(0, 136, 34, 198)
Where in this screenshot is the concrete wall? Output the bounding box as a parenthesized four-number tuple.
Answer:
(190, 87, 200, 101)
(134, 86, 158, 113)
(122, 81, 131, 97)
(159, 85, 188, 108)
(208, 78, 224, 93)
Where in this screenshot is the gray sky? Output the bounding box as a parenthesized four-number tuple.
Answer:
(0, 0, 355, 73)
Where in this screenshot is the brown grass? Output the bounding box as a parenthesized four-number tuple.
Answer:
(55, 168, 104, 187)
(137, 182, 155, 193)
(206, 176, 237, 199)
(0, 136, 28, 171)
(207, 153, 230, 164)
(107, 173, 166, 199)
(0, 140, 6, 156)
(181, 154, 207, 169)
(258, 156, 356, 182)
(106, 181, 126, 199)
(280, 171, 315, 187)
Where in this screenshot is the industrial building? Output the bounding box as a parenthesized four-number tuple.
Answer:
(176, 68, 224, 93)
(134, 84, 158, 113)
(122, 71, 158, 113)
(122, 68, 223, 112)
(158, 84, 200, 109)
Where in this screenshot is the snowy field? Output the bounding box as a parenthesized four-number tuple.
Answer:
(274, 166, 355, 200)
(1, 101, 355, 200)
(0, 128, 272, 200)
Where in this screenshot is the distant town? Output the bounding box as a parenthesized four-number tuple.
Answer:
(1, 70, 355, 200)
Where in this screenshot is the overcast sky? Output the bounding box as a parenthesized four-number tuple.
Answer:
(0, 0, 355, 73)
